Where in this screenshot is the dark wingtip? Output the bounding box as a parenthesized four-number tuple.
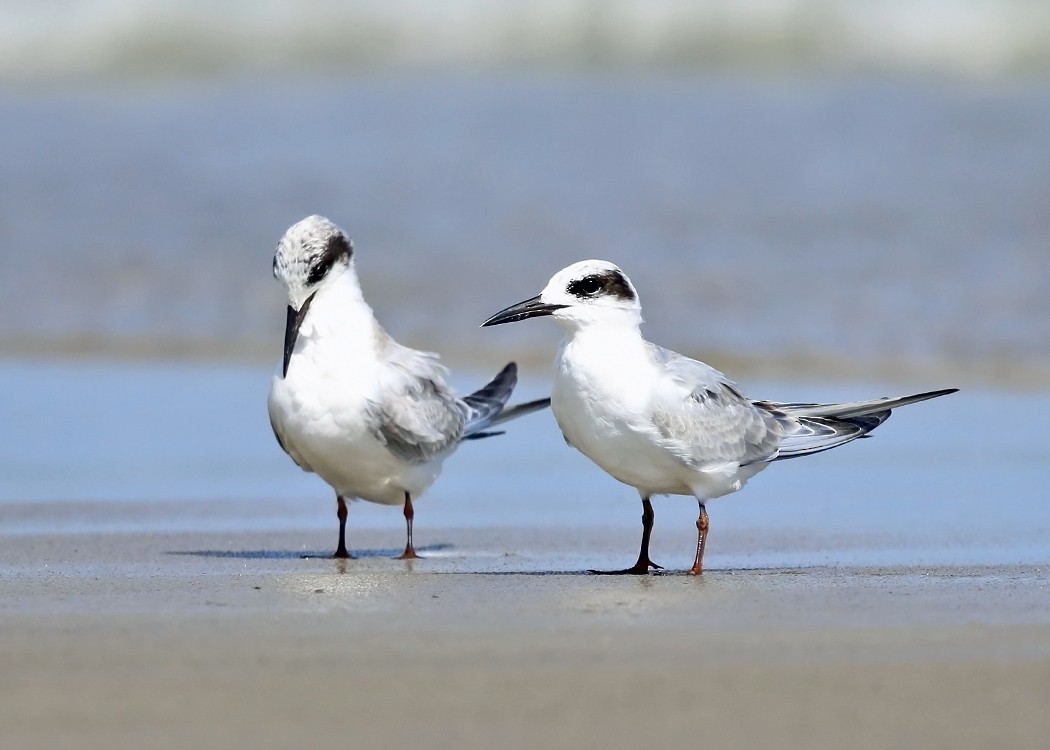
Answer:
(914, 387, 959, 401)
(461, 430, 506, 441)
(517, 397, 552, 411)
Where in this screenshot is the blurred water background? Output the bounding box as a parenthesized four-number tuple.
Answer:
(2, 0, 1049, 381)
(0, 1, 1047, 558)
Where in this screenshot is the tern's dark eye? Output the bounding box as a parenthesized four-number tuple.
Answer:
(569, 275, 604, 297)
(306, 232, 353, 286)
(566, 269, 637, 302)
(307, 254, 335, 286)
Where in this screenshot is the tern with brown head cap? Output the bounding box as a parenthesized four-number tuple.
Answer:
(269, 215, 549, 560)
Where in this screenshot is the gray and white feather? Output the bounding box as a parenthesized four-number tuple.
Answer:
(268, 215, 548, 558)
(482, 259, 956, 574)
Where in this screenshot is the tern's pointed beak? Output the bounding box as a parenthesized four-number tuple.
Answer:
(481, 295, 567, 327)
(282, 292, 316, 377)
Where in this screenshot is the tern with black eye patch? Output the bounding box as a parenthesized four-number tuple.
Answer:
(483, 259, 956, 575)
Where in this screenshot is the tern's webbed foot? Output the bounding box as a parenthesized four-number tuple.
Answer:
(589, 559, 663, 575)
(296, 549, 354, 560)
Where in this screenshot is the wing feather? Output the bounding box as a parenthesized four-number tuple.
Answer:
(462, 362, 517, 436)
(365, 341, 466, 464)
(642, 346, 955, 469)
(646, 344, 786, 470)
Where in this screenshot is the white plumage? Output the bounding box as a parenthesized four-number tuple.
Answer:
(483, 259, 956, 574)
(269, 215, 548, 559)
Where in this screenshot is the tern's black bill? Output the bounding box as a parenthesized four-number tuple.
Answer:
(481, 295, 567, 327)
(282, 292, 316, 377)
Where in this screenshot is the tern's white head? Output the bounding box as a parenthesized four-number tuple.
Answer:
(273, 215, 355, 311)
(482, 259, 642, 333)
(274, 215, 360, 378)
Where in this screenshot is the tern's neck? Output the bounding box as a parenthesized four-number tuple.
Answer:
(560, 305, 643, 338)
(303, 268, 376, 341)
(559, 316, 647, 359)
(555, 317, 651, 404)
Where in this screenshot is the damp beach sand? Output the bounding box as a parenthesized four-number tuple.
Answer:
(2, 525, 1049, 750)
(2, 362, 1049, 749)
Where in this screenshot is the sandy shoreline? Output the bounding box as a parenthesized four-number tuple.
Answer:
(3, 527, 1048, 750)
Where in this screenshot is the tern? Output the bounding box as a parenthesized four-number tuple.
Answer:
(268, 215, 549, 560)
(482, 259, 956, 574)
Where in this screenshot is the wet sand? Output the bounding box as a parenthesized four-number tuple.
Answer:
(3, 526, 1048, 750)
(2, 368, 1047, 747)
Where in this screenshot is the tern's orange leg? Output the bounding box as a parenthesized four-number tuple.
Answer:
(689, 502, 709, 575)
(396, 493, 421, 560)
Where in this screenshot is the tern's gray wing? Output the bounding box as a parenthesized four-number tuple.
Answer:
(757, 401, 883, 460)
(774, 390, 957, 420)
(762, 388, 957, 460)
(459, 361, 552, 439)
(488, 397, 551, 426)
(366, 342, 467, 464)
(646, 344, 787, 469)
(462, 362, 518, 437)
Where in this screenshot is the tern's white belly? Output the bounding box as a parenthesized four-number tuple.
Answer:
(268, 357, 442, 506)
(552, 337, 760, 500)
(552, 382, 694, 494)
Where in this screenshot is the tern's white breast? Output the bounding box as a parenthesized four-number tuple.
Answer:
(268, 281, 443, 505)
(552, 328, 697, 496)
(551, 326, 762, 500)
